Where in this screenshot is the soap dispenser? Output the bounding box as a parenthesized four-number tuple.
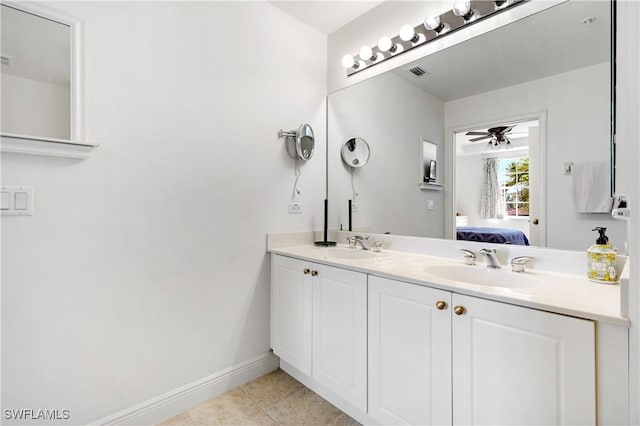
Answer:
(587, 227, 618, 284)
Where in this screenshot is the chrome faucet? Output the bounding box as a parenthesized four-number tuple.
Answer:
(346, 235, 381, 251)
(460, 249, 477, 266)
(353, 235, 371, 250)
(371, 240, 383, 253)
(479, 248, 501, 268)
(511, 256, 535, 272)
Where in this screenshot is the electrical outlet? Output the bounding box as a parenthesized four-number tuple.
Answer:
(351, 203, 358, 212)
(289, 202, 302, 214)
(427, 200, 435, 210)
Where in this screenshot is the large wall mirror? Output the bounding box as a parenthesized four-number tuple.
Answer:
(1, 2, 91, 156)
(328, 0, 624, 252)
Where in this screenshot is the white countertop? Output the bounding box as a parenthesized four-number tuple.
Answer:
(269, 243, 629, 326)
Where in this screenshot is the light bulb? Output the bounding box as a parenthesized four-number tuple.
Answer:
(359, 45, 374, 61)
(452, 0, 471, 16)
(399, 24, 416, 42)
(424, 15, 441, 31)
(378, 35, 394, 52)
(453, 0, 477, 21)
(342, 54, 356, 69)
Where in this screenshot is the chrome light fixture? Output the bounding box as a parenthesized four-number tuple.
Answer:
(342, 0, 524, 76)
(452, 0, 478, 22)
(399, 24, 420, 43)
(378, 35, 397, 53)
(424, 14, 450, 35)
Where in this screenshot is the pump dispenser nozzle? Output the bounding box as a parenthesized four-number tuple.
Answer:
(592, 227, 609, 244)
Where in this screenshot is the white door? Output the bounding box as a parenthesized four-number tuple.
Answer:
(528, 125, 545, 246)
(368, 276, 452, 425)
(452, 294, 595, 425)
(270, 255, 313, 376)
(312, 263, 367, 411)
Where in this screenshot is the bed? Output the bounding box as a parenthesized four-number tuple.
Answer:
(456, 226, 530, 246)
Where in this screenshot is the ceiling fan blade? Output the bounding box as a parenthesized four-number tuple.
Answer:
(466, 131, 489, 136)
(469, 135, 493, 142)
(488, 126, 512, 134)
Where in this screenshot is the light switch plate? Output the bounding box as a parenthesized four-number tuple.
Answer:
(1, 186, 34, 216)
(427, 199, 435, 210)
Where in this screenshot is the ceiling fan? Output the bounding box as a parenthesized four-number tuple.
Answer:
(466, 125, 515, 146)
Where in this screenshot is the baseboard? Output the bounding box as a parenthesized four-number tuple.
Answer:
(91, 351, 280, 426)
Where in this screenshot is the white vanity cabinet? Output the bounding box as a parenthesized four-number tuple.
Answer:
(271, 253, 610, 425)
(270, 254, 313, 376)
(452, 293, 595, 425)
(270, 255, 367, 411)
(368, 276, 595, 426)
(368, 276, 452, 425)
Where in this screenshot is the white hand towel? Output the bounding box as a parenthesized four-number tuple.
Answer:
(572, 162, 614, 213)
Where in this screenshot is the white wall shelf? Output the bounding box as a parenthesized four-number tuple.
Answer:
(1, 134, 97, 159)
(419, 182, 443, 191)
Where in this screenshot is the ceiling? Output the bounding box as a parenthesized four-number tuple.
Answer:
(269, 1, 384, 35)
(393, 0, 610, 101)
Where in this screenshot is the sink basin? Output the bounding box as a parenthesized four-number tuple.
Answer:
(316, 247, 377, 260)
(424, 264, 539, 288)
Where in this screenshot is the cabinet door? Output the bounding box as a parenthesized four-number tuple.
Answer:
(368, 276, 452, 425)
(271, 255, 312, 376)
(452, 294, 595, 425)
(312, 263, 367, 411)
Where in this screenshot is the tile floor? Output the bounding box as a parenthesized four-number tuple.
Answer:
(157, 369, 360, 426)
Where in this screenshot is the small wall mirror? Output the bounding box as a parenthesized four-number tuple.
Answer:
(422, 140, 438, 183)
(1, 4, 71, 139)
(1, 2, 91, 157)
(341, 137, 370, 168)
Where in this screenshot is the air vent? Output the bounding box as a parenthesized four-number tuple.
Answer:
(408, 66, 427, 77)
(1, 55, 11, 66)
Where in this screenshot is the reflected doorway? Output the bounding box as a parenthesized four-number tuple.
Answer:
(453, 118, 544, 246)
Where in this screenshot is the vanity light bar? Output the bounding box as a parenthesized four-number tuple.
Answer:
(342, 0, 525, 77)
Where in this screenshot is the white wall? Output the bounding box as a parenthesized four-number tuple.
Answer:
(1, 2, 326, 424)
(1, 74, 70, 139)
(446, 62, 625, 251)
(327, 72, 445, 238)
(616, 1, 640, 423)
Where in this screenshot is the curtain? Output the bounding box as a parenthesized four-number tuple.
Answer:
(479, 157, 504, 219)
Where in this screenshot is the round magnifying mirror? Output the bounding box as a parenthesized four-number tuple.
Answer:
(341, 137, 370, 168)
(296, 124, 315, 161)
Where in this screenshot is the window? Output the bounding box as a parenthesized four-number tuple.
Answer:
(499, 157, 529, 217)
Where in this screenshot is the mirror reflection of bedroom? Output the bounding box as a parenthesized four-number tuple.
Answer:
(455, 119, 540, 246)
